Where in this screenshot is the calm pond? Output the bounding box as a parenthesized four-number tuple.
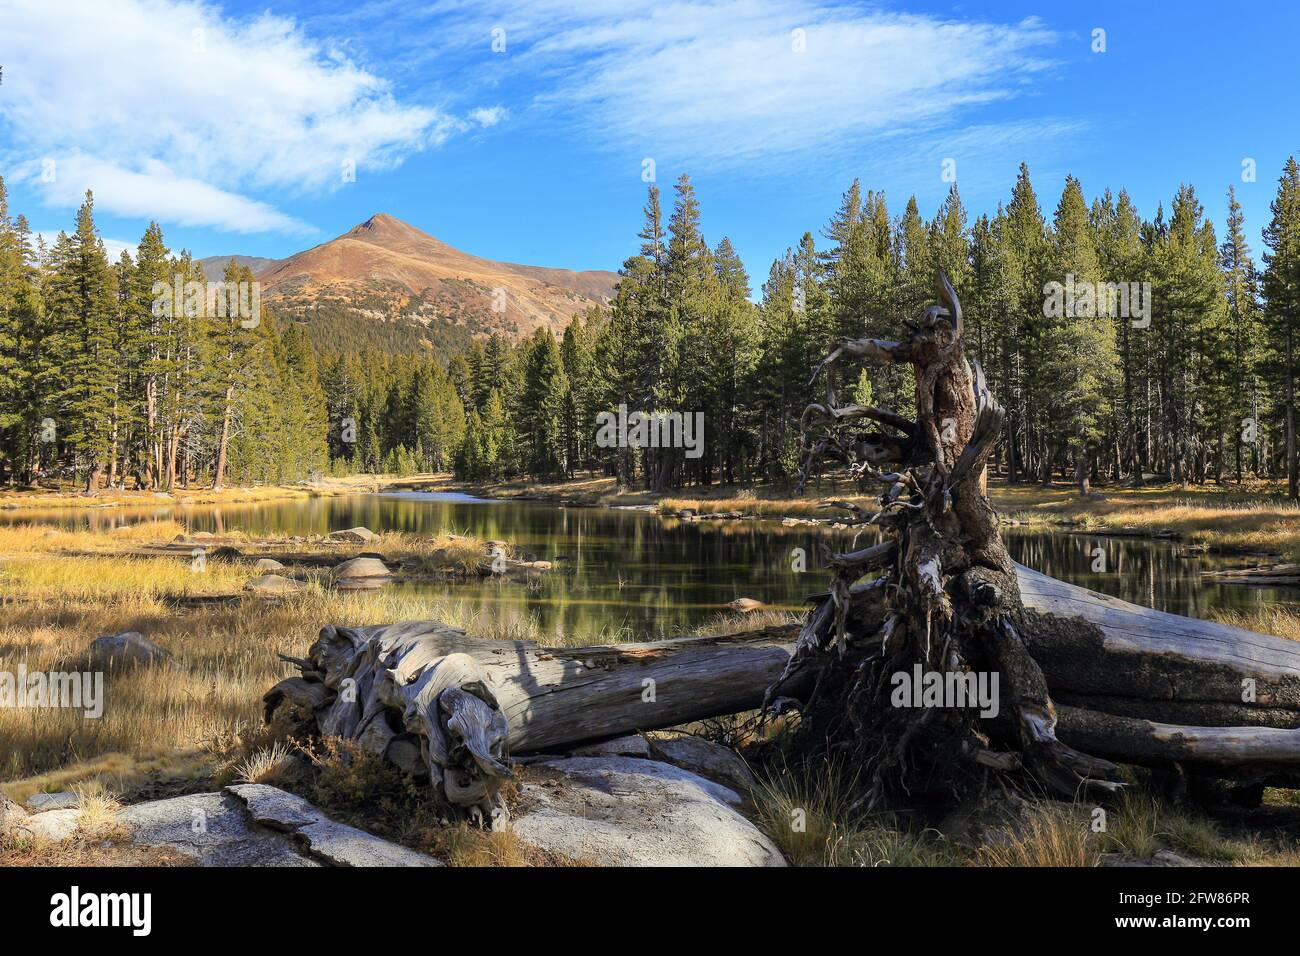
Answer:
(9, 491, 1295, 642)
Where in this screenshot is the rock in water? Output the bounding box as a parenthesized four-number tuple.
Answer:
(327, 527, 379, 544)
(88, 631, 170, 668)
(726, 597, 764, 612)
(332, 556, 393, 591)
(331, 557, 392, 581)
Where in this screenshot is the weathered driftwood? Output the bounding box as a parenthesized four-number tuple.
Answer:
(1016, 564, 1300, 709)
(268, 563, 1300, 801)
(269, 621, 800, 757)
(268, 623, 512, 826)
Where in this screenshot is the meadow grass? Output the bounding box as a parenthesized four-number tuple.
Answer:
(989, 480, 1300, 558)
(0, 517, 773, 801)
(658, 479, 1300, 557)
(0, 473, 393, 512)
(5, 493, 1300, 866)
(751, 767, 1297, 867)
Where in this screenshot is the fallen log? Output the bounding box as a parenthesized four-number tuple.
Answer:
(1056, 706, 1300, 785)
(267, 563, 1300, 811)
(1016, 564, 1300, 709)
(1203, 563, 1300, 586)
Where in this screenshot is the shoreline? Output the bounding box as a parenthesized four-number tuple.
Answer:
(419, 474, 1299, 560)
(6, 471, 1299, 560)
(0, 474, 405, 513)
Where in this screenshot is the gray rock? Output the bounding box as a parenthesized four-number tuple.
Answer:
(244, 574, 304, 596)
(0, 794, 28, 833)
(253, 558, 286, 573)
(295, 820, 442, 867)
(226, 784, 326, 829)
(569, 734, 653, 759)
(512, 757, 786, 867)
(648, 733, 757, 799)
(1102, 848, 1206, 868)
(225, 785, 441, 867)
(26, 791, 79, 812)
(117, 792, 319, 867)
(23, 808, 81, 841)
(88, 631, 169, 669)
(327, 527, 379, 544)
(331, 556, 392, 581)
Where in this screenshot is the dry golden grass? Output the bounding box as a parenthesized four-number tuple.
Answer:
(974, 803, 1099, 867)
(1, 553, 259, 599)
(686, 608, 802, 636)
(442, 826, 590, 867)
(0, 475, 393, 512)
(0, 518, 188, 553)
(479, 475, 1300, 556)
(0, 585, 592, 795)
(989, 480, 1300, 558)
(661, 493, 870, 519)
(233, 741, 297, 785)
(0, 517, 699, 800)
(1211, 605, 1300, 642)
(751, 760, 961, 867)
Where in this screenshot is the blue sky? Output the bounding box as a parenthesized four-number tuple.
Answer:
(1, 0, 1295, 282)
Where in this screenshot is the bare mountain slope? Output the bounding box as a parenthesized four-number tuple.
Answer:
(202, 214, 617, 353)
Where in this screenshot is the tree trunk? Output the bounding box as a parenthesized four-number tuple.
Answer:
(1289, 329, 1298, 499)
(214, 385, 233, 490)
(779, 271, 1121, 812)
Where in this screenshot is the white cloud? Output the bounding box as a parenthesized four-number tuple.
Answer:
(469, 106, 507, 128)
(430, 1, 1062, 169)
(21, 156, 310, 235)
(0, 0, 453, 233)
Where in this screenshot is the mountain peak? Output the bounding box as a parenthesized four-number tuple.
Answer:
(216, 212, 618, 345)
(350, 212, 417, 237)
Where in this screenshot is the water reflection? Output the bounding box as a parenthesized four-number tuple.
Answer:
(6, 492, 1298, 642)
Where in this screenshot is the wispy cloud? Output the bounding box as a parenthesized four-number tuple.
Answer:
(469, 106, 508, 128)
(409, 1, 1063, 169)
(0, 0, 460, 233)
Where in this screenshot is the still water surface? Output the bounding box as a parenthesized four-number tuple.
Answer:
(9, 492, 1294, 642)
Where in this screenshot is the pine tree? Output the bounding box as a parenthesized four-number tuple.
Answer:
(1221, 186, 1264, 481)
(1263, 157, 1300, 497)
(42, 192, 119, 491)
